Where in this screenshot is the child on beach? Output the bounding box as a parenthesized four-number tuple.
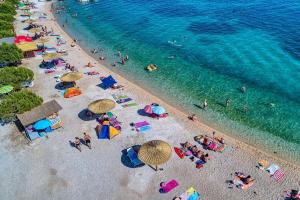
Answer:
(83, 132, 92, 149)
(74, 137, 81, 152)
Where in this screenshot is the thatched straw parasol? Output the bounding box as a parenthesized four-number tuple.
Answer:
(88, 99, 116, 114)
(138, 140, 172, 171)
(43, 53, 61, 61)
(28, 28, 41, 33)
(36, 37, 49, 44)
(60, 72, 82, 82)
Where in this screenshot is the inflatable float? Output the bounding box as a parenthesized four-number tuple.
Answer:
(145, 64, 158, 72)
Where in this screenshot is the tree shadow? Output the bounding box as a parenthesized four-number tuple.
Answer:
(120, 145, 144, 168)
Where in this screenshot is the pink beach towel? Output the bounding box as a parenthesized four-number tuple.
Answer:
(272, 169, 285, 182)
(134, 121, 150, 129)
(161, 179, 179, 193)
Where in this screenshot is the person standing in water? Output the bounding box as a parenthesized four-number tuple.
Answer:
(203, 99, 208, 110)
(121, 58, 125, 65)
(118, 50, 121, 57)
(225, 98, 231, 107)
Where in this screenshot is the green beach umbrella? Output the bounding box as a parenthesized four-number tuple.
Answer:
(19, 2, 25, 7)
(0, 85, 13, 94)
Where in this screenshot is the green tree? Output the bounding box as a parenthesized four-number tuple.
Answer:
(0, 90, 43, 121)
(0, 67, 34, 89)
(0, 43, 23, 66)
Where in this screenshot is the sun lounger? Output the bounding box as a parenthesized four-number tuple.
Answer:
(179, 187, 200, 200)
(127, 147, 143, 167)
(160, 179, 179, 193)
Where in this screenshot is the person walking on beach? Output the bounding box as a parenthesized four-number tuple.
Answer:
(203, 99, 208, 110)
(225, 98, 231, 107)
(74, 137, 81, 152)
(83, 132, 92, 149)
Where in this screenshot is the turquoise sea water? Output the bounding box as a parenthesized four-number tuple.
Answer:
(54, 0, 300, 163)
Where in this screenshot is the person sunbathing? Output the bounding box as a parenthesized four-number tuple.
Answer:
(200, 153, 210, 162)
(111, 84, 124, 89)
(86, 62, 94, 68)
(183, 141, 191, 150)
(195, 150, 204, 159)
(191, 145, 199, 154)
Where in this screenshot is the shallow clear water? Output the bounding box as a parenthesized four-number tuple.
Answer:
(54, 0, 300, 163)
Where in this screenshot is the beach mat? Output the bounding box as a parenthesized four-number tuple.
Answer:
(122, 102, 137, 108)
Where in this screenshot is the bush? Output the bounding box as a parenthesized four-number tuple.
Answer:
(0, 0, 18, 38)
(0, 90, 43, 121)
(0, 43, 23, 66)
(0, 67, 34, 89)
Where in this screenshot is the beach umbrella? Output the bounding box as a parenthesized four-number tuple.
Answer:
(0, 85, 13, 94)
(60, 72, 82, 82)
(143, 105, 152, 114)
(33, 119, 51, 130)
(43, 53, 61, 61)
(88, 99, 116, 114)
(28, 28, 42, 33)
(36, 37, 49, 44)
(152, 106, 166, 115)
(24, 19, 37, 24)
(138, 140, 172, 171)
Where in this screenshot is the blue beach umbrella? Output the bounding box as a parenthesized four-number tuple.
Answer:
(33, 119, 51, 130)
(151, 106, 166, 115)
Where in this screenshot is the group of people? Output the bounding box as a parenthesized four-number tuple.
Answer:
(183, 142, 210, 163)
(73, 132, 92, 152)
(117, 50, 129, 65)
(65, 63, 76, 71)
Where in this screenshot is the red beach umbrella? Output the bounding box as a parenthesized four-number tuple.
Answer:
(144, 105, 152, 114)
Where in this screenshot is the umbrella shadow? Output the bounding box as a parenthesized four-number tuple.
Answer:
(97, 83, 107, 90)
(55, 82, 75, 90)
(137, 109, 149, 117)
(78, 109, 98, 121)
(121, 145, 144, 168)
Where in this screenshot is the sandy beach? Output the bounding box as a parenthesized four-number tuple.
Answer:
(0, 1, 299, 199)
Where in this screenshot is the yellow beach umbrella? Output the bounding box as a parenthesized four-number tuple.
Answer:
(16, 42, 37, 52)
(60, 72, 83, 82)
(138, 140, 172, 171)
(88, 99, 116, 114)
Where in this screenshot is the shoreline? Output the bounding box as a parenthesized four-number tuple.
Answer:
(50, 4, 300, 169)
(1, 1, 299, 199)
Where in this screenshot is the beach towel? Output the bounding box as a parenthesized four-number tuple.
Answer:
(174, 147, 185, 159)
(266, 164, 280, 175)
(134, 121, 150, 128)
(112, 94, 128, 100)
(116, 98, 132, 104)
(161, 179, 179, 193)
(137, 125, 151, 133)
(127, 147, 143, 167)
(272, 169, 285, 182)
(179, 187, 200, 200)
(122, 102, 138, 108)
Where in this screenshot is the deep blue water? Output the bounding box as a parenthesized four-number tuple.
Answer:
(54, 0, 300, 163)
